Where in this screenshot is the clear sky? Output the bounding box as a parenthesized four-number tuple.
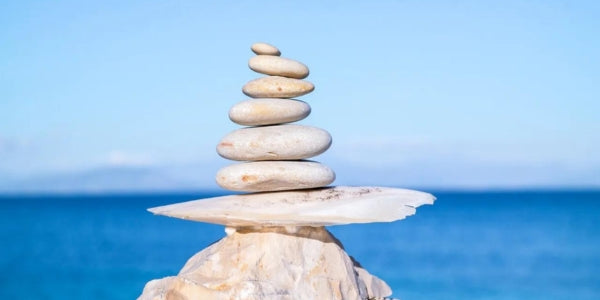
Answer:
(1, 0, 599, 192)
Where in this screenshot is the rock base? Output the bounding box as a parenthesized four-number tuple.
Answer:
(139, 226, 392, 300)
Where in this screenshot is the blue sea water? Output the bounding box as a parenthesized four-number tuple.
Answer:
(0, 191, 599, 300)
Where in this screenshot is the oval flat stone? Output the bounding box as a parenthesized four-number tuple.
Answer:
(229, 98, 311, 126)
(215, 161, 335, 192)
(243, 76, 314, 98)
(251, 42, 281, 56)
(147, 186, 436, 226)
(249, 55, 309, 79)
(217, 124, 331, 161)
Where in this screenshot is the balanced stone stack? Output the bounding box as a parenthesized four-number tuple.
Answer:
(216, 42, 335, 193)
(139, 43, 436, 300)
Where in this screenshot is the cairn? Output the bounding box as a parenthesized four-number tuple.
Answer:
(138, 42, 435, 300)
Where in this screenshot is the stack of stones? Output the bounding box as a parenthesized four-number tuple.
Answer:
(216, 42, 335, 192)
(139, 42, 436, 299)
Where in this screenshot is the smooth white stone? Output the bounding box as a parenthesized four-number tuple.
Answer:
(138, 227, 391, 300)
(148, 186, 435, 226)
(243, 76, 314, 98)
(217, 125, 331, 161)
(229, 98, 311, 126)
(249, 55, 309, 79)
(215, 161, 335, 192)
(251, 42, 281, 56)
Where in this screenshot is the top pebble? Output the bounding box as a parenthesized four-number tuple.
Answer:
(251, 42, 281, 56)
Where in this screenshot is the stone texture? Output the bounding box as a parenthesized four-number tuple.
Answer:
(229, 98, 311, 126)
(217, 124, 331, 161)
(249, 55, 309, 79)
(148, 186, 436, 227)
(138, 226, 392, 300)
(251, 42, 281, 56)
(216, 161, 335, 192)
(243, 76, 314, 98)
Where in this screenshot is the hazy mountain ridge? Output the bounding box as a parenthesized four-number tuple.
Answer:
(1, 159, 598, 194)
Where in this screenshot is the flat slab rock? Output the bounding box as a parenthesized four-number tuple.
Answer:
(148, 186, 435, 227)
(138, 226, 392, 300)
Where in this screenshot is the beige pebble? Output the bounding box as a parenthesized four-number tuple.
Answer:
(251, 42, 281, 56)
(229, 98, 311, 126)
(243, 76, 314, 98)
(216, 161, 335, 192)
(217, 124, 331, 161)
(249, 55, 309, 79)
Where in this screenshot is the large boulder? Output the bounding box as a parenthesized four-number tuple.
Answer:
(139, 226, 391, 300)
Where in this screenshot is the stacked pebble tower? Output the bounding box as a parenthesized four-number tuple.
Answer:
(215, 42, 335, 192)
(139, 42, 436, 299)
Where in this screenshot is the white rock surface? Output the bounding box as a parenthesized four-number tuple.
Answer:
(138, 226, 392, 300)
(217, 124, 331, 161)
(148, 186, 435, 227)
(251, 42, 281, 56)
(216, 161, 335, 192)
(243, 76, 314, 98)
(229, 98, 311, 126)
(249, 55, 309, 79)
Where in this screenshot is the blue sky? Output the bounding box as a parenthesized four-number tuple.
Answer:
(1, 0, 599, 192)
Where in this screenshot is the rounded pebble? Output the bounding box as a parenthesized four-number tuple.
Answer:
(216, 161, 336, 192)
(251, 42, 281, 56)
(243, 76, 314, 98)
(229, 98, 311, 126)
(217, 124, 331, 161)
(249, 55, 309, 79)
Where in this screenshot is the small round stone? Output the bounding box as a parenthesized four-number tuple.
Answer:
(216, 161, 335, 192)
(243, 76, 314, 98)
(251, 42, 281, 56)
(217, 124, 331, 161)
(229, 98, 311, 126)
(249, 55, 309, 79)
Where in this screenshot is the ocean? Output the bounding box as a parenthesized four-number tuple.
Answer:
(0, 190, 598, 300)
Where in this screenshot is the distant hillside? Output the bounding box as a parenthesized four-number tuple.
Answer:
(1, 158, 598, 194)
